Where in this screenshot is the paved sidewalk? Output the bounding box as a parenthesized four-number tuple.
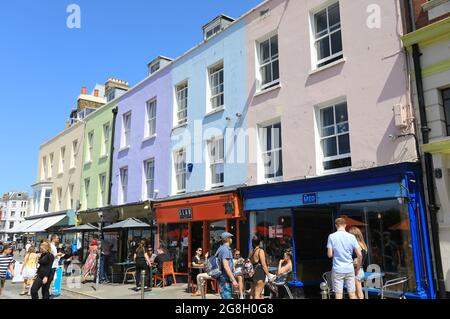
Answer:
(61, 279, 221, 299)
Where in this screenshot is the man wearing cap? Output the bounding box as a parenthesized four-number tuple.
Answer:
(216, 232, 238, 299)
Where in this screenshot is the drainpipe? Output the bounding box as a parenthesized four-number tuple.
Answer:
(107, 107, 118, 206)
(411, 42, 447, 299)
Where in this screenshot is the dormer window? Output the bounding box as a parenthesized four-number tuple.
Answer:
(203, 15, 234, 41)
(150, 62, 160, 74)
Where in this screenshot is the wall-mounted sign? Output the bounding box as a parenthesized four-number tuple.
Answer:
(302, 193, 317, 205)
(179, 208, 193, 220)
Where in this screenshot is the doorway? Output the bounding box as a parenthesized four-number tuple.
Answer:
(292, 207, 334, 285)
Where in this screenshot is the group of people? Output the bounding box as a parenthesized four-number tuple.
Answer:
(327, 217, 369, 299)
(0, 234, 64, 299)
(190, 232, 293, 300)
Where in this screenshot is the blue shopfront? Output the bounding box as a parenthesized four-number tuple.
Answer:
(240, 163, 435, 299)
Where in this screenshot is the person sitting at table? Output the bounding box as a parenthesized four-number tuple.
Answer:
(233, 250, 245, 299)
(191, 247, 209, 295)
(268, 249, 293, 298)
(154, 248, 173, 286)
(147, 247, 157, 265)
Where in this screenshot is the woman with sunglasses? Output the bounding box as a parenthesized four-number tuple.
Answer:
(191, 247, 209, 296)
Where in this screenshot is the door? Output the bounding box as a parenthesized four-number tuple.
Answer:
(292, 207, 334, 284)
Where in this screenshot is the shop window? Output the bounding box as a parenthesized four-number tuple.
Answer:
(127, 229, 152, 260)
(340, 200, 417, 293)
(159, 223, 189, 273)
(209, 220, 226, 255)
(249, 209, 292, 267)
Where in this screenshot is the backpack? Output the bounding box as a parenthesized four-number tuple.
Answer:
(206, 252, 222, 279)
(243, 259, 255, 279)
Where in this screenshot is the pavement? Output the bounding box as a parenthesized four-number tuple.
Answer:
(2, 250, 220, 300)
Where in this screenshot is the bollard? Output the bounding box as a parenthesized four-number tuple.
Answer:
(200, 276, 206, 300)
(149, 266, 153, 291)
(320, 282, 329, 299)
(141, 270, 146, 299)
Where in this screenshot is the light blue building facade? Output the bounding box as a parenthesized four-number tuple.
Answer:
(169, 17, 248, 196)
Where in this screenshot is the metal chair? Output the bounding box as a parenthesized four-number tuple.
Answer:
(269, 271, 294, 299)
(380, 276, 409, 299)
(322, 271, 335, 298)
(122, 266, 136, 284)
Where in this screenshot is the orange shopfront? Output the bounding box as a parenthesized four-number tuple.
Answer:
(153, 190, 244, 276)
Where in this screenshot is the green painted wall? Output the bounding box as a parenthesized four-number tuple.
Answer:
(80, 102, 116, 210)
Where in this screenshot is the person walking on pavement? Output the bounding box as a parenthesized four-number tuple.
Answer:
(0, 245, 15, 297)
(327, 217, 362, 299)
(99, 239, 112, 283)
(82, 240, 98, 284)
(20, 245, 38, 295)
(216, 232, 238, 300)
(134, 240, 152, 291)
(30, 242, 54, 299)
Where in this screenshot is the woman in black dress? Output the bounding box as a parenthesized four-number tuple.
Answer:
(134, 240, 152, 291)
(30, 241, 54, 299)
(249, 236, 270, 299)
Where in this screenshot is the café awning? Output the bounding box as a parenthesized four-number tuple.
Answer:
(5, 219, 41, 234)
(63, 223, 99, 232)
(103, 217, 150, 230)
(24, 214, 67, 233)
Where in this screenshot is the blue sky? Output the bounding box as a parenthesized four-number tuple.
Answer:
(0, 0, 262, 195)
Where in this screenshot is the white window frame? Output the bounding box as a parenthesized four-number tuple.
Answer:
(146, 98, 157, 138)
(43, 188, 52, 213)
(56, 187, 62, 211)
(207, 137, 225, 188)
(175, 82, 188, 126)
(174, 149, 187, 194)
(99, 174, 107, 207)
(70, 140, 78, 169)
(208, 62, 224, 111)
(259, 121, 283, 182)
(311, 1, 343, 69)
(315, 99, 351, 174)
(59, 147, 65, 175)
(67, 184, 74, 209)
(86, 131, 94, 163)
(257, 33, 280, 91)
(84, 178, 90, 208)
(102, 123, 110, 157)
(122, 112, 132, 148)
(49, 153, 54, 178)
(144, 159, 155, 200)
(120, 167, 129, 204)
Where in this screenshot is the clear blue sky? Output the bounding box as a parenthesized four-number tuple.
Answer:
(0, 0, 262, 195)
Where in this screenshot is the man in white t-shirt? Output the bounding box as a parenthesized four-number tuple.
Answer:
(48, 235, 64, 295)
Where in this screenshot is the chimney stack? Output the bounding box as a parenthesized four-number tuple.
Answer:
(94, 89, 99, 97)
(81, 87, 87, 95)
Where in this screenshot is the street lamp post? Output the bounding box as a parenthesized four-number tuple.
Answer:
(96, 212, 104, 289)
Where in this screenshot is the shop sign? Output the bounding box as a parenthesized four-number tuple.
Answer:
(179, 208, 193, 220)
(302, 193, 317, 205)
(269, 225, 283, 239)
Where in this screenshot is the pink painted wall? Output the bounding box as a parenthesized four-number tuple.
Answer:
(245, 0, 416, 184)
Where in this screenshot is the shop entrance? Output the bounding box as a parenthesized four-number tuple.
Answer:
(292, 207, 334, 286)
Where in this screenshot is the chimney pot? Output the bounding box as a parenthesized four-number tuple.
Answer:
(81, 87, 87, 95)
(94, 89, 99, 97)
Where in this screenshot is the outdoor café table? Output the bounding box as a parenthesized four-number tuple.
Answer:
(189, 265, 206, 293)
(115, 261, 136, 284)
(363, 272, 385, 299)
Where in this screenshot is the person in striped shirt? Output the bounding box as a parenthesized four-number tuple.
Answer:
(0, 245, 15, 296)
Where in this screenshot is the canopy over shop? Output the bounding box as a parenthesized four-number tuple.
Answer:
(240, 162, 435, 299)
(76, 201, 155, 263)
(8, 210, 76, 243)
(153, 185, 244, 275)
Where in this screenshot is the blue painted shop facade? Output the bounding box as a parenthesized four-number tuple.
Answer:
(239, 163, 435, 299)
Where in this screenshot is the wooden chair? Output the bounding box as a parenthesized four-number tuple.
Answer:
(153, 261, 177, 288)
